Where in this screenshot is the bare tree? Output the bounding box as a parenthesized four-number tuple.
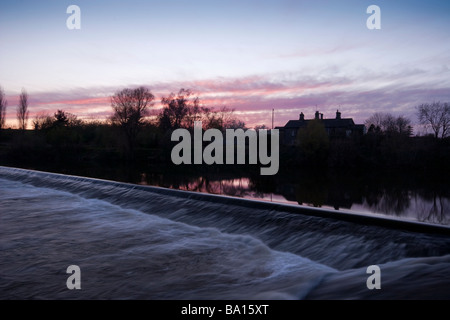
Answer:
(203, 106, 244, 130)
(111, 86, 155, 155)
(17, 89, 29, 130)
(365, 112, 411, 135)
(395, 116, 412, 136)
(416, 102, 450, 138)
(365, 112, 385, 132)
(33, 112, 53, 131)
(54, 109, 83, 127)
(254, 124, 269, 130)
(158, 89, 199, 131)
(158, 89, 244, 131)
(381, 114, 397, 133)
(0, 86, 7, 130)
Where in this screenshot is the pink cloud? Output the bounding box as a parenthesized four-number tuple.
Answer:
(3, 71, 450, 129)
(44, 97, 110, 107)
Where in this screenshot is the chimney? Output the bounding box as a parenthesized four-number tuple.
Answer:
(299, 112, 305, 121)
(320, 113, 323, 120)
(315, 111, 320, 120)
(336, 110, 341, 119)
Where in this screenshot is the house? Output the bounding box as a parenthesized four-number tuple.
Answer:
(276, 110, 366, 145)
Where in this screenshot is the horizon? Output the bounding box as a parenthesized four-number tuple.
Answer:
(1, 0, 450, 130)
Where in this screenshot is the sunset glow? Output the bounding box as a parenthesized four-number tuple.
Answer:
(1, 0, 449, 128)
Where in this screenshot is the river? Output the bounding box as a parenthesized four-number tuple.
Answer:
(0, 166, 449, 299)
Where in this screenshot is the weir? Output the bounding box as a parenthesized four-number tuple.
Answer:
(1, 165, 450, 299)
(1, 165, 449, 270)
(0, 166, 448, 235)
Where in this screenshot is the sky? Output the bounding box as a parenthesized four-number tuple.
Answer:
(1, 0, 450, 129)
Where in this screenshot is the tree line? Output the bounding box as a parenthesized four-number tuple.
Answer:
(0, 86, 245, 130)
(364, 104, 450, 139)
(0, 86, 247, 167)
(1, 86, 449, 137)
(0, 85, 449, 171)
(282, 106, 450, 170)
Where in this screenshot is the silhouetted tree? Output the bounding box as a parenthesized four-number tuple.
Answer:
(365, 112, 385, 133)
(224, 118, 246, 129)
(365, 112, 411, 136)
(417, 102, 450, 138)
(203, 106, 245, 130)
(383, 114, 412, 136)
(158, 89, 199, 131)
(33, 110, 82, 131)
(218, 107, 245, 129)
(395, 116, 413, 136)
(17, 89, 29, 130)
(367, 123, 381, 134)
(33, 112, 53, 131)
(254, 124, 269, 130)
(111, 87, 155, 157)
(203, 111, 223, 130)
(0, 86, 7, 130)
(158, 90, 244, 131)
(54, 110, 69, 126)
(297, 119, 329, 163)
(54, 110, 82, 127)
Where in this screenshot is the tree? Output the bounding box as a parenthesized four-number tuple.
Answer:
(224, 118, 246, 129)
(416, 102, 450, 138)
(254, 124, 269, 130)
(382, 114, 412, 136)
(111, 86, 155, 156)
(297, 119, 329, 163)
(381, 114, 398, 134)
(33, 112, 53, 131)
(365, 112, 385, 133)
(158, 89, 199, 131)
(54, 109, 82, 127)
(158, 89, 244, 131)
(203, 106, 244, 130)
(17, 89, 29, 130)
(365, 112, 411, 136)
(395, 116, 413, 136)
(0, 86, 7, 130)
(216, 106, 245, 129)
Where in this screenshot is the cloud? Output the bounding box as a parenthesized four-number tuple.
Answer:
(4, 66, 450, 128)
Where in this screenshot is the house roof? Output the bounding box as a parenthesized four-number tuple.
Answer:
(283, 118, 356, 129)
(283, 120, 308, 129)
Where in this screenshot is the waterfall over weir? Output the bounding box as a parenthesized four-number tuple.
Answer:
(1, 166, 449, 299)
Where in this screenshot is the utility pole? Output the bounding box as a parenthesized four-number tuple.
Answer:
(272, 108, 274, 129)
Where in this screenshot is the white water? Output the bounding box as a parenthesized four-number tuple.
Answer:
(1, 167, 449, 299)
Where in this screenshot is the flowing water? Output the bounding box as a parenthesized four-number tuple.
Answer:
(1, 166, 449, 299)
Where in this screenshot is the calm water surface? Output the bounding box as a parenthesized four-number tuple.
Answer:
(136, 170, 450, 226)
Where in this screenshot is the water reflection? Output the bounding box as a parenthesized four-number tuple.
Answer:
(137, 170, 450, 226)
(141, 174, 257, 199)
(40, 164, 449, 226)
(416, 194, 449, 225)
